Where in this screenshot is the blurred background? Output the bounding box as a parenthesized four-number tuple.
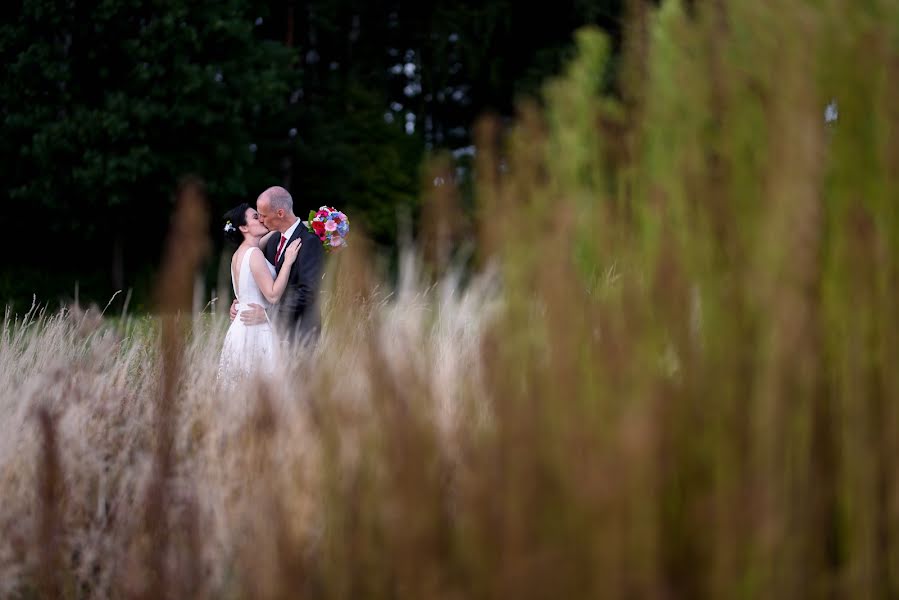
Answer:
(0, 0, 627, 313)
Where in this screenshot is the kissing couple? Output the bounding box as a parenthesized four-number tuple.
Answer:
(217, 186, 324, 383)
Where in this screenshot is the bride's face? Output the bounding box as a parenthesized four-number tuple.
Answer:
(241, 208, 269, 238)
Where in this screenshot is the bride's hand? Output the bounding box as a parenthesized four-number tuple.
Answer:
(283, 239, 302, 264)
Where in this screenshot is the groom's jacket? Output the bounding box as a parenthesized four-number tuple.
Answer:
(265, 223, 324, 341)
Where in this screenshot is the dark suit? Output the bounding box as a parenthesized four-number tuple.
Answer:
(265, 221, 324, 343)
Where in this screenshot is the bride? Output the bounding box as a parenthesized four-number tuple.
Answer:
(217, 202, 300, 382)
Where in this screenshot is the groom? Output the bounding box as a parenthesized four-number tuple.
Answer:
(234, 186, 324, 343)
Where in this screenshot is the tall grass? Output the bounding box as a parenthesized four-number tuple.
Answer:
(2, 1, 899, 597)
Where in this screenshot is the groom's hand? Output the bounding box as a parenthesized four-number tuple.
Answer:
(229, 299, 239, 321)
(239, 303, 267, 325)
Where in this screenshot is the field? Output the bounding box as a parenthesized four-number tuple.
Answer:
(2, 2, 899, 598)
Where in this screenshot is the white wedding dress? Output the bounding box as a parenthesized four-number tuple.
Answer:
(218, 247, 280, 384)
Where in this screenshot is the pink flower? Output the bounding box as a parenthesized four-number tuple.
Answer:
(324, 220, 338, 232)
(317, 210, 329, 219)
(329, 235, 343, 247)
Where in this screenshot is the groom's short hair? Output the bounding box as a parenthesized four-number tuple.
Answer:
(264, 186, 293, 213)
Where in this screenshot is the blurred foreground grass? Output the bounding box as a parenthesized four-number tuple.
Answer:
(2, 1, 899, 598)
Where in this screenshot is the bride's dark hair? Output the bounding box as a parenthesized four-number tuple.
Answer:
(222, 203, 250, 245)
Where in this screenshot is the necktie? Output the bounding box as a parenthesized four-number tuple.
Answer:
(276, 234, 287, 262)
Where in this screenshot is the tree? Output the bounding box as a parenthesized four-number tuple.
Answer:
(261, 0, 625, 246)
(0, 0, 296, 305)
(0, 0, 627, 310)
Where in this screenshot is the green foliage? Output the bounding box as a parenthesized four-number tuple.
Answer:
(293, 81, 422, 247)
(0, 0, 296, 235)
(0, 0, 627, 311)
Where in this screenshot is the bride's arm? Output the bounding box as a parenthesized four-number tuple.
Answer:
(248, 242, 301, 304)
(258, 230, 277, 251)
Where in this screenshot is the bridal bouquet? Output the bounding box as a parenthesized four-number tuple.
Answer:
(307, 206, 349, 252)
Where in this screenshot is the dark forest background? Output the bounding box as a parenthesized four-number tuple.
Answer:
(1, 0, 627, 312)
